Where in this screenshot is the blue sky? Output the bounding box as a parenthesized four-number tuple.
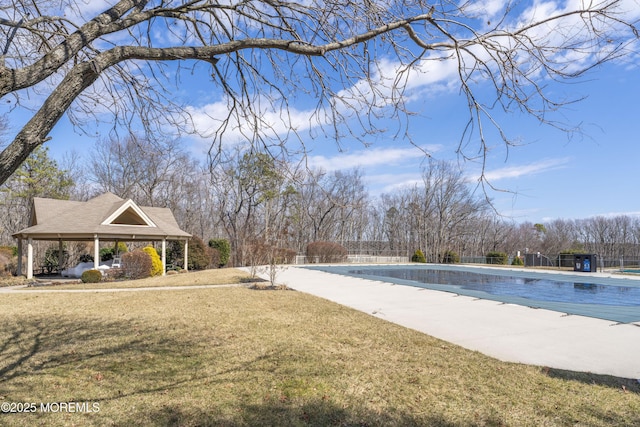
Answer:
(3, 0, 640, 225)
(305, 62, 640, 223)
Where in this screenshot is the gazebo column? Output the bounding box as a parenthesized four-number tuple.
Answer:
(161, 238, 167, 276)
(27, 238, 33, 279)
(17, 238, 23, 277)
(94, 235, 100, 270)
(58, 239, 64, 273)
(184, 239, 189, 271)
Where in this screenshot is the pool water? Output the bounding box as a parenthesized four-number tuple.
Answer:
(348, 268, 640, 306)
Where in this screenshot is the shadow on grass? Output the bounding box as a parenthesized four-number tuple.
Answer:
(0, 316, 185, 387)
(544, 367, 640, 394)
(119, 399, 462, 427)
(0, 319, 450, 426)
(1, 316, 639, 427)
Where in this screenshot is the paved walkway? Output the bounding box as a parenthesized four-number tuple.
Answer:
(274, 266, 640, 379)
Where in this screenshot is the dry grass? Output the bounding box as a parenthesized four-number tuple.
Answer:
(0, 275, 31, 287)
(0, 272, 638, 426)
(24, 268, 253, 290)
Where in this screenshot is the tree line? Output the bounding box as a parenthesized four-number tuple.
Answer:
(2, 136, 640, 268)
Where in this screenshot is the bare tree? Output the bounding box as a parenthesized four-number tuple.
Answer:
(90, 134, 192, 206)
(0, 0, 637, 185)
(89, 134, 217, 239)
(290, 168, 368, 249)
(211, 148, 292, 265)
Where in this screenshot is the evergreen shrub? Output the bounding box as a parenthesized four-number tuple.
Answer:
(100, 243, 128, 261)
(81, 269, 102, 283)
(486, 251, 508, 265)
(441, 250, 460, 264)
(208, 238, 231, 267)
(79, 254, 94, 263)
(411, 249, 426, 263)
(143, 246, 163, 276)
(511, 256, 524, 266)
(188, 236, 218, 270)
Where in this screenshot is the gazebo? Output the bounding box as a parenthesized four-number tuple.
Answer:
(12, 192, 192, 279)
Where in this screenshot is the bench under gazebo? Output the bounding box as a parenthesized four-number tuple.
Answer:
(12, 192, 192, 279)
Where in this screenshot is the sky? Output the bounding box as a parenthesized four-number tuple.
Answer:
(3, 0, 640, 225)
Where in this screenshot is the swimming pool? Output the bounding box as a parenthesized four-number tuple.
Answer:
(303, 265, 640, 323)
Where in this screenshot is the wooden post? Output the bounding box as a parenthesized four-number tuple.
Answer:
(162, 239, 167, 276)
(58, 239, 64, 273)
(17, 238, 23, 277)
(27, 238, 33, 279)
(94, 235, 100, 270)
(184, 239, 189, 271)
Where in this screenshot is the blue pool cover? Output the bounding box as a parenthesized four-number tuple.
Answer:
(303, 264, 640, 324)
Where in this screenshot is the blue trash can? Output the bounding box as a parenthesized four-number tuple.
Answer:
(574, 254, 597, 272)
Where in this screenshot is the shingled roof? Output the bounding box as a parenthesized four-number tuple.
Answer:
(13, 192, 191, 241)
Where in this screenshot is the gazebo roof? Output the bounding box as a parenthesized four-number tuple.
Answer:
(13, 192, 191, 241)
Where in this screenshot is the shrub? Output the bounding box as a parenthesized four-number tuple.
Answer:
(246, 241, 296, 266)
(188, 236, 218, 270)
(411, 249, 426, 263)
(208, 238, 231, 267)
(81, 269, 102, 283)
(122, 250, 152, 279)
(486, 251, 508, 265)
(143, 246, 163, 276)
(99, 242, 129, 261)
(511, 256, 524, 266)
(108, 268, 126, 280)
(167, 240, 184, 268)
(0, 250, 12, 277)
(274, 247, 297, 264)
(0, 246, 18, 257)
(79, 254, 94, 263)
(306, 241, 348, 263)
(43, 247, 69, 273)
(441, 250, 460, 264)
(100, 247, 114, 261)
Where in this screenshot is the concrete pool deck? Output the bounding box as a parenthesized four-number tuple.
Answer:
(274, 265, 640, 379)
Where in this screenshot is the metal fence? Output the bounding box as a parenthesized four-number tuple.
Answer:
(462, 254, 640, 271)
(292, 252, 640, 271)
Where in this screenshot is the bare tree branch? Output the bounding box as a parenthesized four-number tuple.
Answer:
(0, 0, 637, 186)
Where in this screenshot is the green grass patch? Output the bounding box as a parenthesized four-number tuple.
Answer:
(0, 279, 638, 426)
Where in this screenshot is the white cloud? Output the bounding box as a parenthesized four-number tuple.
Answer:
(64, 0, 117, 23)
(176, 0, 639, 159)
(182, 96, 328, 152)
(482, 157, 571, 181)
(587, 211, 640, 219)
(369, 172, 424, 194)
(307, 145, 438, 171)
(462, 0, 510, 20)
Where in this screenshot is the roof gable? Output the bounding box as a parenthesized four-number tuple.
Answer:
(13, 192, 190, 240)
(29, 198, 84, 226)
(101, 199, 157, 227)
